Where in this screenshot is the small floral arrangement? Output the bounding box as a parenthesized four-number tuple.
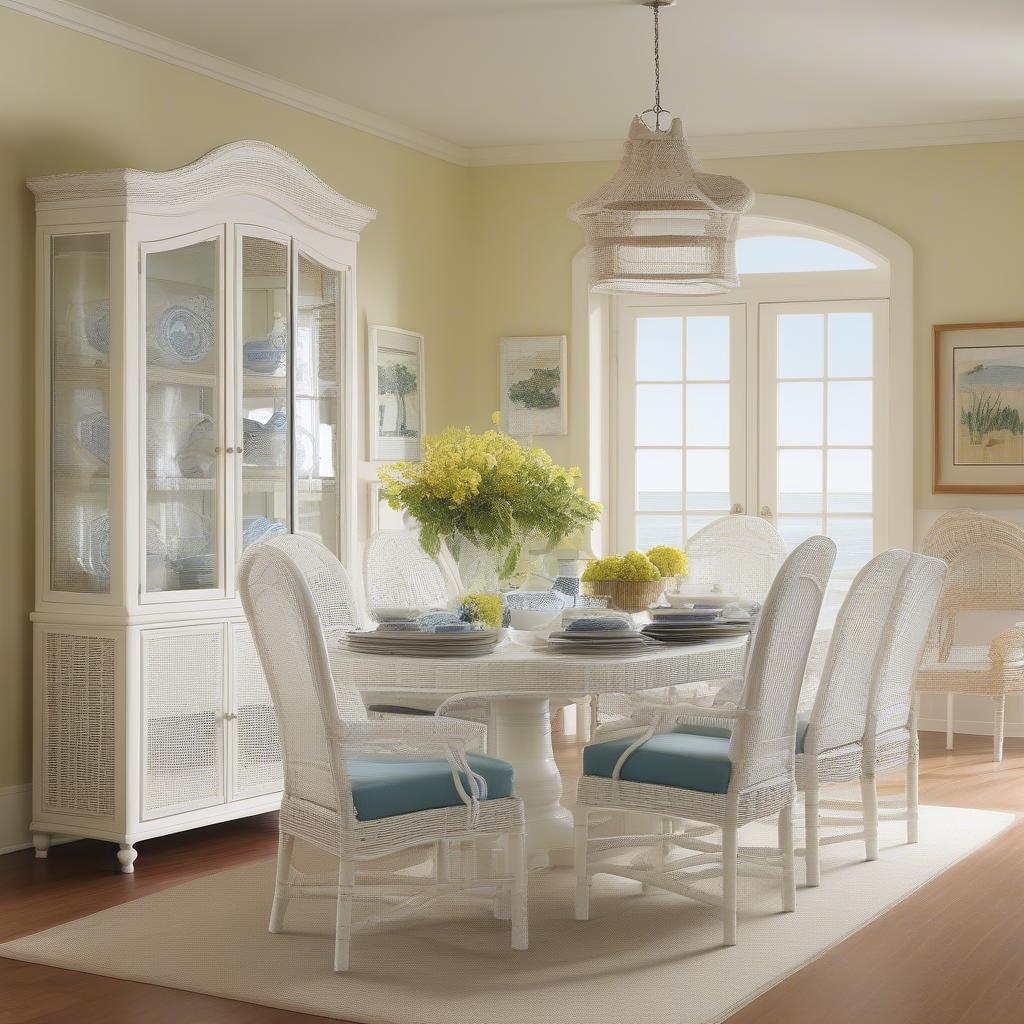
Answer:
(457, 592, 505, 628)
(582, 551, 661, 582)
(379, 413, 602, 578)
(646, 545, 688, 579)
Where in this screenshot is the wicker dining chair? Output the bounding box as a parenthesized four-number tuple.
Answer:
(574, 535, 835, 946)
(797, 549, 946, 885)
(916, 509, 1024, 762)
(238, 535, 528, 971)
(591, 515, 788, 733)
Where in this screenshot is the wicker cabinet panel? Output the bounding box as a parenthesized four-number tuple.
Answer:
(41, 631, 116, 818)
(141, 627, 225, 819)
(230, 624, 282, 799)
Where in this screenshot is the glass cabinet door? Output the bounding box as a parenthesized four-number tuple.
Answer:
(239, 234, 291, 552)
(294, 250, 345, 555)
(50, 233, 112, 594)
(142, 233, 222, 596)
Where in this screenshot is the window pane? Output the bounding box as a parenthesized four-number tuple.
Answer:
(828, 517, 873, 578)
(685, 515, 719, 540)
(777, 515, 823, 552)
(827, 449, 872, 513)
(827, 381, 872, 444)
(828, 312, 872, 377)
(637, 515, 684, 550)
(736, 235, 876, 274)
(778, 314, 824, 378)
(778, 449, 822, 513)
(637, 449, 682, 511)
(685, 316, 729, 380)
(686, 383, 729, 446)
(686, 449, 730, 509)
(636, 317, 683, 381)
(778, 382, 823, 445)
(636, 383, 682, 445)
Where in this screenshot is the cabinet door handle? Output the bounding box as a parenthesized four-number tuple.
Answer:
(759, 505, 773, 519)
(731, 503, 744, 515)
(223, 712, 238, 721)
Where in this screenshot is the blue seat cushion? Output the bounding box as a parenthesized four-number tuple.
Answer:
(674, 713, 811, 753)
(348, 754, 514, 821)
(583, 732, 733, 794)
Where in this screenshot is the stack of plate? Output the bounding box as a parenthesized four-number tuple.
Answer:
(545, 628, 653, 656)
(344, 627, 503, 658)
(642, 610, 753, 645)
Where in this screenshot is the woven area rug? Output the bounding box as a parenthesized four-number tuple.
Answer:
(1, 804, 1012, 1024)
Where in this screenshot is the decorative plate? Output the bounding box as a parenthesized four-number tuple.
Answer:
(88, 514, 165, 581)
(151, 296, 214, 365)
(242, 516, 288, 549)
(84, 300, 110, 356)
(74, 411, 110, 465)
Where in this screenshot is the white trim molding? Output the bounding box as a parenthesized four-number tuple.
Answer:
(6, 0, 1024, 170)
(0, 784, 33, 855)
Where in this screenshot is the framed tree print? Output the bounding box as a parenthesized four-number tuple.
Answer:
(498, 335, 568, 437)
(368, 325, 424, 461)
(934, 321, 1024, 493)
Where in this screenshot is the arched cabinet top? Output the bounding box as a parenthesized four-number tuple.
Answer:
(28, 140, 377, 239)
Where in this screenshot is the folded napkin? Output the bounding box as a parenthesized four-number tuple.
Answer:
(417, 611, 466, 633)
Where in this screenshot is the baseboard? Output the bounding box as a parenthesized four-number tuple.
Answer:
(0, 783, 33, 854)
(918, 717, 1021, 739)
(0, 784, 78, 856)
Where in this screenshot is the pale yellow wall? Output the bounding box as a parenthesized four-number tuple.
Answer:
(0, 7, 470, 788)
(462, 144, 1024, 515)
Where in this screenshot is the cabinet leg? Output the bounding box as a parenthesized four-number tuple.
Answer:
(32, 833, 51, 859)
(117, 843, 138, 874)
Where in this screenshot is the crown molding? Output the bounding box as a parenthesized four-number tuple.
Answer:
(7, 0, 1024, 172)
(0, 0, 471, 166)
(468, 116, 1024, 166)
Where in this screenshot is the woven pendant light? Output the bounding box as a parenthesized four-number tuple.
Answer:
(569, 1, 753, 295)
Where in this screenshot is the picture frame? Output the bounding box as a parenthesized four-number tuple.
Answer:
(498, 335, 568, 437)
(368, 325, 424, 461)
(933, 321, 1024, 494)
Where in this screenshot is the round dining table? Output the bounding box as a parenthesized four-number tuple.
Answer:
(329, 635, 747, 867)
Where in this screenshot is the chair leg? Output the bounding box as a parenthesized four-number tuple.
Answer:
(269, 831, 295, 933)
(577, 698, 592, 743)
(804, 783, 821, 887)
(946, 692, 955, 751)
(993, 696, 1006, 763)
(642, 816, 671, 895)
(861, 772, 879, 862)
(574, 806, 591, 921)
(589, 697, 599, 741)
(333, 860, 355, 972)
(510, 828, 528, 950)
(907, 739, 920, 845)
(722, 825, 738, 946)
(779, 796, 796, 913)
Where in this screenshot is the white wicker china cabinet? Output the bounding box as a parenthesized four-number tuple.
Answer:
(29, 142, 374, 871)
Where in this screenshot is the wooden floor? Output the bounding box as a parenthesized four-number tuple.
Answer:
(2, 731, 1023, 1024)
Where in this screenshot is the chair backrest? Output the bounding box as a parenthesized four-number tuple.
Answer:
(870, 552, 947, 739)
(921, 510, 1024, 652)
(685, 515, 788, 603)
(238, 535, 368, 813)
(804, 550, 945, 756)
(363, 529, 458, 612)
(729, 535, 835, 793)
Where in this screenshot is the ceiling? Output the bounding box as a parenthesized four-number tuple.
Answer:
(31, 0, 1024, 159)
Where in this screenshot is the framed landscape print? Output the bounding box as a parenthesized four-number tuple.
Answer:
(368, 325, 424, 461)
(934, 321, 1024, 493)
(498, 335, 568, 437)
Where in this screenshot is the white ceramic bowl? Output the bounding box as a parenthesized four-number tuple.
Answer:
(508, 608, 562, 630)
(665, 592, 740, 608)
(371, 607, 432, 622)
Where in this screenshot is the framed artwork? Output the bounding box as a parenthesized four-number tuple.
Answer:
(368, 325, 424, 461)
(498, 335, 568, 437)
(934, 321, 1024, 493)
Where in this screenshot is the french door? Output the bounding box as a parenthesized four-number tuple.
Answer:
(615, 305, 747, 549)
(616, 296, 889, 621)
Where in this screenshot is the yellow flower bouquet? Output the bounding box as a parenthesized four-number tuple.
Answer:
(379, 415, 602, 580)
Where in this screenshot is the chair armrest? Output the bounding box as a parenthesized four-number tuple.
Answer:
(990, 626, 1024, 666)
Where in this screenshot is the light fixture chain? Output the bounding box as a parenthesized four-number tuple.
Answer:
(653, 2, 662, 123)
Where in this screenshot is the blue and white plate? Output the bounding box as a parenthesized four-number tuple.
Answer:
(151, 296, 214, 365)
(242, 516, 288, 549)
(75, 411, 110, 465)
